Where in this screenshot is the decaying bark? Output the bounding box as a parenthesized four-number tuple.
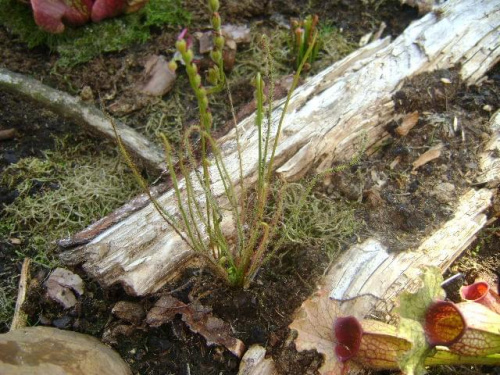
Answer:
(60, 0, 500, 296)
(0, 68, 164, 172)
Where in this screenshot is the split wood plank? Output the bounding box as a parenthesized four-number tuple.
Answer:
(61, 0, 500, 296)
(0, 68, 165, 172)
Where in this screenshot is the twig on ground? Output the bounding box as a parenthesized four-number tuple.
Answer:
(10, 258, 31, 331)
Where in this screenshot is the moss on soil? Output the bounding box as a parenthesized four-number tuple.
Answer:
(0, 133, 141, 329)
(0, 0, 191, 67)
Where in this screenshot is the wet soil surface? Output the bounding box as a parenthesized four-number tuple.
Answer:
(1, 1, 499, 374)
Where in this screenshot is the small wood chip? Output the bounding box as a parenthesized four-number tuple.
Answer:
(9, 238, 21, 245)
(198, 31, 214, 54)
(139, 55, 176, 96)
(395, 111, 419, 136)
(0, 128, 17, 141)
(390, 155, 401, 170)
(10, 258, 31, 331)
(412, 143, 443, 172)
(222, 24, 251, 44)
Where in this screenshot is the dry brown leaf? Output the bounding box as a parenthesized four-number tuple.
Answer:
(182, 300, 245, 358)
(139, 55, 176, 96)
(146, 295, 245, 358)
(396, 111, 419, 136)
(44, 268, 84, 309)
(289, 289, 343, 375)
(146, 295, 187, 327)
(412, 143, 443, 172)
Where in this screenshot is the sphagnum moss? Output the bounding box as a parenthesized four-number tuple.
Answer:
(0, 133, 141, 329)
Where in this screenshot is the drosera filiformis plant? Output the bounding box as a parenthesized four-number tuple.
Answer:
(113, 0, 320, 288)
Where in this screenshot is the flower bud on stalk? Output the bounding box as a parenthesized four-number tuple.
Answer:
(168, 60, 178, 72)
(176, 39, 187, 54)
(211, 50, 222, 63)
(208, 0, 219, 12)
(215, 35, 225, 50)
(211, 12, 221, 30)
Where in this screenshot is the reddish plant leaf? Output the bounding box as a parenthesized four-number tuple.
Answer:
(425, 300, 500, 356)
(335, 317, 413, 370)
(289, 289, 344, 375)
(31, 0, 92, 33)
(91, 0, 126, 22)
(334, 316, 362, 362)
(449, 302, 500, 356)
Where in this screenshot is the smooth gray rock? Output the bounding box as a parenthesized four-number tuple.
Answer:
(0, 327, 131, 375)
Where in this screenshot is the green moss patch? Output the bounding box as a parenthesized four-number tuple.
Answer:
(276, 180, 361, 259)
(0, 0, 191, 67)
(1, 134, 141, 265)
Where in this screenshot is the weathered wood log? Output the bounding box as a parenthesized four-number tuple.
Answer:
(60, 0, 500, 296)
(0, 68, 165, 172)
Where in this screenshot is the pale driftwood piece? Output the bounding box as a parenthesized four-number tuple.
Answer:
(60, 0, 500, 296)
(327, 187, 492, 316)
(476, 110, 500, 187)
(0, 68, 164, 172)
(58, 182, 169, 249)
(10, 258, 31, 331)
(237, 345, 277, 375)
